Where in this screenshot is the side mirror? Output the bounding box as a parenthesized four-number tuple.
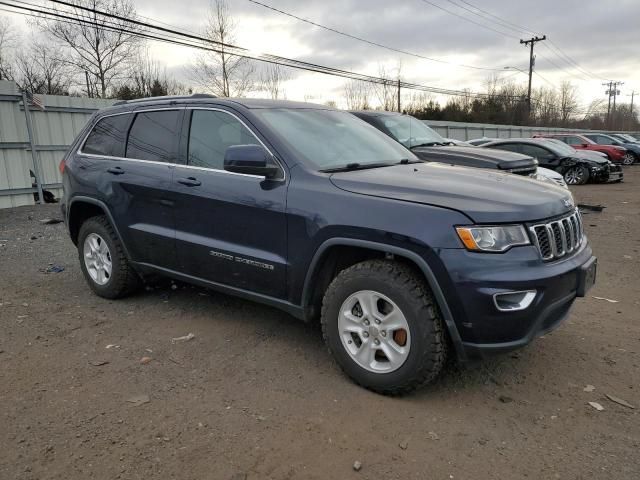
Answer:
(224, 144, 280, 179)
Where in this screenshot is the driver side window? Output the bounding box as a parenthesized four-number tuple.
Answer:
(188, 110, 260, 170)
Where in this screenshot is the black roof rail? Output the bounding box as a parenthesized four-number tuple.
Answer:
(112, 93, 216, 106)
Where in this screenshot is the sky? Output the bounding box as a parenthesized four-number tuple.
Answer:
(5, 0, 640, 109)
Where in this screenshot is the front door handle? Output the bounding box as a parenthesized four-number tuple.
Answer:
(177, 176, 201, 187)
(107, 166, 125, 175)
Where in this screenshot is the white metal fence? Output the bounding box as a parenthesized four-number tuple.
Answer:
(0, 80, 114, 209)
(0, 81, 638, 209)
(424, 119, 640, 142)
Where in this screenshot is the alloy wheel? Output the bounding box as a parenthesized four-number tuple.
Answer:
(564, 166, 585, 185)
(83, 233, 113, 285)
(622, 153, 635, 165)
(337, 290, 411, 373)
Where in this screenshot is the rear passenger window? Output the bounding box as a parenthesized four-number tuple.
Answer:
(82, 114, 131, 157)
(126, 110, 181, 162)
(188, 110, 258, 170)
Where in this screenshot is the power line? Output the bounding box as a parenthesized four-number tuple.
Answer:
(4, 0, 521, 99)
(439, 0, 607, 81)
(418, 0, 519, 39)
(245, 0, 507, 71)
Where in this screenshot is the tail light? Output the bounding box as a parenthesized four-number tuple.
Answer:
(59, 158, 66, 174)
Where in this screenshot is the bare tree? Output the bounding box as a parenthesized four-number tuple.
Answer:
(120, 47, 185, 98)
(343, 80, 371, 110)
(15, 38, 72, 94)
(373, 62, 403, 111)
(34, 0, 140, 97)
(558, 81, 579, 126)
(0, 17, 17, 80)
(190, 0, 254, 97)
(260, 63, 289, 99)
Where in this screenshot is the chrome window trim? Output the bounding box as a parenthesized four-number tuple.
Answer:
(76, 105, 286, 181)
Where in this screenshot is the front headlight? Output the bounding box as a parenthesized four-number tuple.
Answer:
(455, 225, 530, 252)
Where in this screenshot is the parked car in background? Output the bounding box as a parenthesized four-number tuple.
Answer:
(483, 138, 623, 185)
(607, 133, 639, 144)
(61, 96, 597, 394)
(580, 133, 639, 164)
(535, 167, 568, 189)
(533, 133, 628, 164)
(350, 111, 537, 176)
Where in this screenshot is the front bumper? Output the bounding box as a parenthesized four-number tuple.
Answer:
(436, 241, 595, 360)
(592, 163, 624, 183)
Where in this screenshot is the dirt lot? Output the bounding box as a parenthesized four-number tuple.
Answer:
(1, 170, 639, 480)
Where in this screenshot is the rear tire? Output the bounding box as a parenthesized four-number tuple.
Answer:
(321, 260, 446, 395)
(564, 165, 589, 185)
(77, 215, 140, 299)
(622, 152, 635, 165)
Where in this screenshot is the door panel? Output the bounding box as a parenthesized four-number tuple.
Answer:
(79, 109, 182, 269)
(172, 108, 288, 298)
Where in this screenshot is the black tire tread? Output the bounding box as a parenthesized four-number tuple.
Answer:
(321, 259, 446, 396)
(77, 215, 139, 299)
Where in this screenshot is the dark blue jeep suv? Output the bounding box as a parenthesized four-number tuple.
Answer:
(60, 95, 597, 395)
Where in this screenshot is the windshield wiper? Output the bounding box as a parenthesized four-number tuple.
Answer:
(319, 162, 396, 173)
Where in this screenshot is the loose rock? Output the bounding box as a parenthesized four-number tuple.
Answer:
(353, 461, 362, 472)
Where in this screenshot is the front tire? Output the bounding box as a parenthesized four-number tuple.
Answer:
(321, 260, 446, 395)
(77, 216, 140, 299)
(564, 165, 590, 185)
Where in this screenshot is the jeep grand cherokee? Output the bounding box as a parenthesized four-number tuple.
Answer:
(60, 96, 597, 395)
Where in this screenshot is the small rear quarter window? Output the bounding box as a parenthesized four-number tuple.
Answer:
(82, 114, 131, 157)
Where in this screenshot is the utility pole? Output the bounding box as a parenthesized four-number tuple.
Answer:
(397, 78, 401, 113)
(626, 90, 636, 130)
(603, 81, 623, 129)
(520, 35, 546, 121)
(85, 70, 92, 98)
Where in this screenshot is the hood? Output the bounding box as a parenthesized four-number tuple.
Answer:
(330, 162, 575, 224)
(573, 150, 610, 164)
(411, 145, 536, 171)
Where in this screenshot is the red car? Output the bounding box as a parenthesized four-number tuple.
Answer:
(533, 133, 627, 163)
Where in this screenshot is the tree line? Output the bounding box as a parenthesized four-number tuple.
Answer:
(0, 0, 636, 131)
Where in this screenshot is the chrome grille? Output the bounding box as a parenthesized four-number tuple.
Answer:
(530, 210, 583, 261)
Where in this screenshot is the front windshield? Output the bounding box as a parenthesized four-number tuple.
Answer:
(254, 109, 416, 170)
(378, 115, 445, 148)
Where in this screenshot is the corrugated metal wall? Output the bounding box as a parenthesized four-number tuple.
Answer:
(0, 80, 114, 209)
(424, 119, 640, 142)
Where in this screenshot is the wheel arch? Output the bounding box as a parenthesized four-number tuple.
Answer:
(302, 238, 466, 361)
(67, 197, 131, 260)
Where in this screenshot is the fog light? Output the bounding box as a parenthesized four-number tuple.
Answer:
(493, 290, 537, 312)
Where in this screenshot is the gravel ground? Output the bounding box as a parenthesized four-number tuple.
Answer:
(1, 169, 639, 480)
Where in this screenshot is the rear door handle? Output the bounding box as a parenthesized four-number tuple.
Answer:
(107, 167, 125, 175)
(177, 176, 201, 187)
